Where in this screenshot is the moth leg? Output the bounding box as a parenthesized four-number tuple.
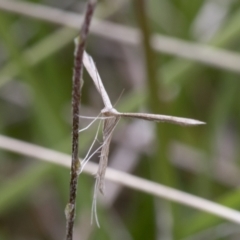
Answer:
(78, 119, 102, 174)
(78, 114, 101, 133)
(91, 178, 100, 227)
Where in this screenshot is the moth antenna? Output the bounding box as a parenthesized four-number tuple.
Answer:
(113, 88, 125, 108)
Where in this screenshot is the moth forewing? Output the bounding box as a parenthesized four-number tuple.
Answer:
(96, 116, 120, 194)
(83, 51, 101, 92)
(118, 112, 205, 126)
(83, 51, 113, 109)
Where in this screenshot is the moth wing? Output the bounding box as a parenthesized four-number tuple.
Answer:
(83, 51, 113, 108)
(120, 112, 205, 126)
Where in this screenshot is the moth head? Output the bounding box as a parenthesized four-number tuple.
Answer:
(101, 107, 119, 116)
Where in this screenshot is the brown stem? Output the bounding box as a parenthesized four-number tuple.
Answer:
(66, 1, 97, 239)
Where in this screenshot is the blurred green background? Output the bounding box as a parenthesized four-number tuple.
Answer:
(0, 0, 240, 239)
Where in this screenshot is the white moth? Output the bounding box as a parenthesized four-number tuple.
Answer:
(83, 51, 205, 193)
(83, 51, 205, 225)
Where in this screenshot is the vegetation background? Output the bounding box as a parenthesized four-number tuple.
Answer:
(0, 0, 240, 239)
